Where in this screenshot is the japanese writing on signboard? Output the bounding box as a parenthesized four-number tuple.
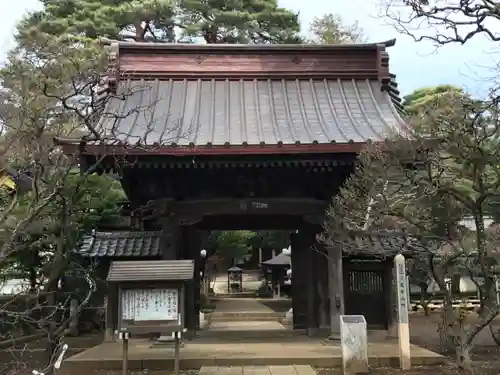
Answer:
(396, 262, 409, 324)
(121, 288, 179, 322)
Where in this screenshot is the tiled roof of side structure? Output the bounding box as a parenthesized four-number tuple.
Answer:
(76, 231, 161, 257)
(107, 260, 194, 282)
(94, 78, 409, 147)
(76, 230, 428, 259)
(338, 230, 428, 257)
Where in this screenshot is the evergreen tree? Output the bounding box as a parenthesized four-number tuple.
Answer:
(180, 0, 301, 43)
(16, 0, 301, 44)
(308, 13, 365, 44)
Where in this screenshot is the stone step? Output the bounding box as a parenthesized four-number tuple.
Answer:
(215, 293, 258, 298)
(198, 329, 307, 341)
(210, 316, 284, 322)
(209, 312, 284, 319)
(200, 365, 317, 375)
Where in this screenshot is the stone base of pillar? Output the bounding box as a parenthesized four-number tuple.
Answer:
(199, 312, 209, 329)
(104, 328, 115, 342)
(322, 333, 341, 345)
(323, 333, 340, 346)
(387, 322, 398, 338)
(282, 308, 293, 327)
(328, 333, 341, 340)
(306, 327, 330, 337)
(150, 334, 185, 348)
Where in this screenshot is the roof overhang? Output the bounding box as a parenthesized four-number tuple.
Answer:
(55, 40, 410, 158)
(102, 38, 397, 53)
(54, 138, 367, 156)
(107, 260, 195, 282)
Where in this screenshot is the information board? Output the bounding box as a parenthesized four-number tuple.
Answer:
(121, 288, 178, 321)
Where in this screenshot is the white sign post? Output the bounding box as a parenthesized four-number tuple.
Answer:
(394, 253, 411, 370)
(340, 315, 368, 375)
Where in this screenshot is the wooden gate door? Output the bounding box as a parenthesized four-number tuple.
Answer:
(344, 267, 387, 328)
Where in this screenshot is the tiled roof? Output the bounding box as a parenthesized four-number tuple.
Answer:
(261, 252, 291, 267)
(338, 231, 427, 257)
(76, 231, 161, 257)
(95, 78, 408, 148)
(107, 260, 195, 282)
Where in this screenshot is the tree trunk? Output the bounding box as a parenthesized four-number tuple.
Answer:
(489, 323, 500, 346)
(419, 284, 431, 316)
(135, 21, 146, 41)
(29, 267, 37, 292)
(438, 301, 457, 351)
(422, 301, 430, 317)
(456, 340, 474, 374)
(203, 27, 218, 43)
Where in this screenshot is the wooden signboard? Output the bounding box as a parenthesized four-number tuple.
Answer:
(121, 288, 179, 321)
(118, 285, 184, 335)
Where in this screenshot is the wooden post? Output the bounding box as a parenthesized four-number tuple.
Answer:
(258, 248, 262, 264)
(105, 286, 118, 342)
(121, 331, 129, 375)
(328, 245, 344, 339)
(174, 331, 180, 375)
(316, 244, 329, 330)
(394, 254, 411, 370)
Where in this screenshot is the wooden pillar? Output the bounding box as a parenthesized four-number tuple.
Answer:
(104, 295, 113, 341)
(327, 245, 344, 340)
(291, 228, 323, 333)
(160, 217, 181, 260)
(291, 228, 318, 335)
(105, 283, 118, 342)
(181, 225, 202, 337)
(305, 231, 318, 335)
(314, 242, 329, 332)
(291, 232, 306, 329)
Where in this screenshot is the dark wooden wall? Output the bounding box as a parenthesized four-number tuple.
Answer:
(291, 245, 393, 331)
(343, 258, 393, 329)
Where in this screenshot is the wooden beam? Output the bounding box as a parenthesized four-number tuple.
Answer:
(175, 198, 328, 217)
(141, 198, 328, 220)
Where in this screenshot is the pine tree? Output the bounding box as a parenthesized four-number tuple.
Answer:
(16, 0, 301, 44)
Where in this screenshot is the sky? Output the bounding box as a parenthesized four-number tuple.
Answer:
(0, 0, 496, 98)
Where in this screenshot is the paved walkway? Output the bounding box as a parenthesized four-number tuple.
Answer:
(213, 298, 274, 313)
(209, 321, 286, 331)
(200, 365, 317, 375)
(208, 298, 285, 332)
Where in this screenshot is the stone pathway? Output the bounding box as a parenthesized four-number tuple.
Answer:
(202, 298, 289, 339)
(213, 298, 274, 313)
(200, 365, 317, 375)
(209, 321, 285, 331)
